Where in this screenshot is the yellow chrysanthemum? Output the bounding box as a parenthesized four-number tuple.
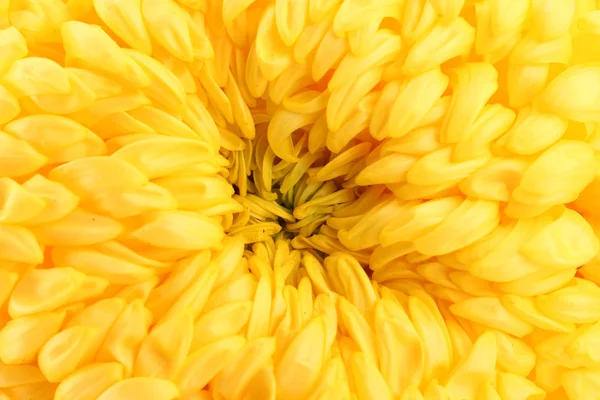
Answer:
(1, 0, 600, 399)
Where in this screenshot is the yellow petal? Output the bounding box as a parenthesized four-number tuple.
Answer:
(530, 0, 575, 41)
(3, 57, 70, 97)
(275, 317, 328, 399)
(506, 64, 550, 108)
(429, 0, 464, 19)
(403, 18, 475, 76)
(0, 84, 19, 125)
(350, 352, 394, 400)
(175, 336, 246, 395)
(441, 63, 498, 144)
(413, 199, 500, 256)
(32, 208, 123, 246)
(450, 297, 534, 337)
(55, 363, 124, 400)
(536, 279, 600, 324)
(492, 330, 536, 377)
(502, 295, 575, 332)
(374, 299, 424, 395)
(192, 301, 252, 349)
(538, 64, 600, 122)
(445, 331, 497, 400)
(521, 208, 599, 269)
(0, 131, 48, 178)
(93, 0, 152, 54)
(275, 0, 307, 46)
(97, 300, 150, 376)
(140, 0, 193, 62)
(255, 5, 293, 81)
(0, 26, 28, 73)
(96, 378, 179, 400)
(125, 49, 187, 114)
(38, 326, 98, 382)
(0, 362, 45, 388)
(51, 247, 156, 284)
(49, 156, 148, 200)
(134, 310, 193, 379)
(212, 337, 277, 400)
(8, 267, 84, 318)
(0, 178, 45, 224)
(0, 310, 65, 365)
(128, 210, 224, 250)
(497, 372, 546, 400)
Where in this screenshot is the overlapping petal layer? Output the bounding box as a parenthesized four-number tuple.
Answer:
(1, 0, 600, 399)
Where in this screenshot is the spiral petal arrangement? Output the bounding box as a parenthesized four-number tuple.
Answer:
(1, 0, 600, 399)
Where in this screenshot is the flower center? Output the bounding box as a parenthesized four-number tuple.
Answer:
(224, 127, 359, 249)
